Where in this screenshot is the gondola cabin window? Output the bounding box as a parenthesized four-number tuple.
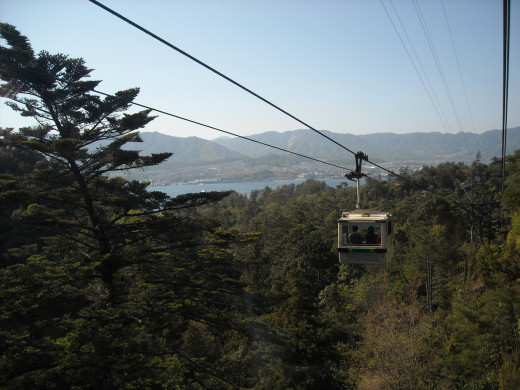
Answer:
(338, 210, 394, 265)
(342, 225, 382, 246)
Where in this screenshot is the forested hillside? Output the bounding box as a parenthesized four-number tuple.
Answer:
(1, 24, 519, 389)
(190, 153, 520, 389)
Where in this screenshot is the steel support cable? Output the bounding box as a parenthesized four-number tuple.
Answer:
(379, 0, 449, 132)
(6, 1, 461, 203)
(3, 69, 450, 199)
(91, 90, 353, 172)
(413, 0, 461, 130)
(96, 89, 450, 200)
(412, 0, 463, 132)
(9, 90, 444, 201)
(5, 89, 353, 172)
(388, 0, 451, 132)
(89, 0, 456, 201)
(364, 157, 450, 200)
(501, 0, 511, 209)
(440, 0, 476, 133)
(4, 90, 355, 174)
(88, 0, 357, 157)
(4, 94, 452, 201)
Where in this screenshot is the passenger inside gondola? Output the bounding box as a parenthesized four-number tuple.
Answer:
(364, 226, 378, 244)
(348, 226, 363, 245)
(342, 224, 383, 246)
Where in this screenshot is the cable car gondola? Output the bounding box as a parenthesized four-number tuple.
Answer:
(337, 209, 394, 264)
(337, 151, 394, 264)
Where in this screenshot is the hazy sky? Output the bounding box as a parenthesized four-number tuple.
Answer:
(1, 0, 518, 140)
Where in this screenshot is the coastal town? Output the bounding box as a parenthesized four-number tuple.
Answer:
(133, 159, 420, 186)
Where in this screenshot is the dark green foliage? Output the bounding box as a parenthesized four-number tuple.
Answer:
(503, 150, 520, 212)
(0, 23, 242, 389)
(194, 153, 519, 388)
(2, 22, 520, 390)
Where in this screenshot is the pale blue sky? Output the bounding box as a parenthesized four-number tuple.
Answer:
(1, 0, 518, 140)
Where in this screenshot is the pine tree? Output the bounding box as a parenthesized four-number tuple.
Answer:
(0, 23, 245, 388)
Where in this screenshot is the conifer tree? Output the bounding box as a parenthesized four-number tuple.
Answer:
(0, 23, 244, 388)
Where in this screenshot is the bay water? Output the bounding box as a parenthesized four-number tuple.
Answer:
(149, 178, 354, 198)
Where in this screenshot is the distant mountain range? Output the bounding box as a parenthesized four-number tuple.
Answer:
(214, 128, 520, 163)
(138, 127, 519, 164)
(123, 128, 519, 184)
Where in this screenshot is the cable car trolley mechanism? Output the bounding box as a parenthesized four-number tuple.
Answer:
(337, 152, 394, 265)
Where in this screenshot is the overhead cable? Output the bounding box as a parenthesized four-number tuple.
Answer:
(6, 92, 451, 201)
(440, 0, 476, 133)
(88, 0, 357, 157)
(501, 0, 511, 211)
(379, 0, 450, 132)
(88, 0, 460, 202)
(389, 0, 451, 131)
(412, 0, 463, 132)
(93, 90, 353, 172)
(364, 157, 450, 200)
(6, 90, 355, 172)
(97, 89, 451, 200)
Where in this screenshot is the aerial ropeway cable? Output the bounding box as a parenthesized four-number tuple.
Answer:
(500, 0, 511, 221)
(88, 0, 357, 157)
(92, 90, 356, 173)
(87, 0, 468, 203)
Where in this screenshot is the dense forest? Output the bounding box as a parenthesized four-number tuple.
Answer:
(1, 23, 519, 389)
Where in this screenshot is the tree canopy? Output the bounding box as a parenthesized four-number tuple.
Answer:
(1, 23, 519, 389)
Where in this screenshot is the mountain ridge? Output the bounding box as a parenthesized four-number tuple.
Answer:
(123, 128, 520, 184)
(212, 127, 520, 162)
